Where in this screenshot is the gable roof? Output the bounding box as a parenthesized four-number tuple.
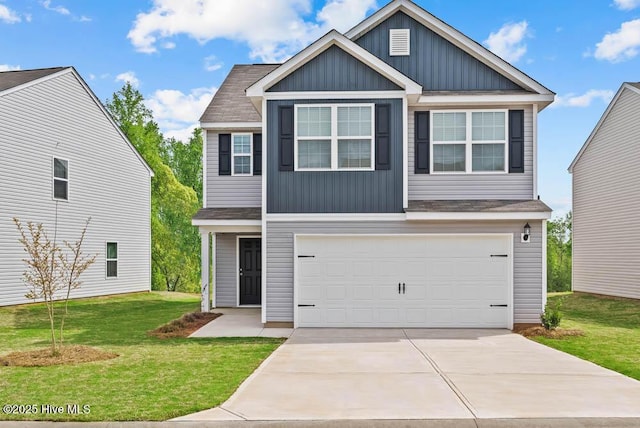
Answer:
(246, 30, 422, 102)
(345, 0, 553, 97)
(200, 64, 279, 125)
(568, 82, 640, 173)
(0, 67, 68, 93)
(0, 66, 153, 177)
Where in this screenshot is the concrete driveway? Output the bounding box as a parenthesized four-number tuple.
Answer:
(178, 329, 640, 421)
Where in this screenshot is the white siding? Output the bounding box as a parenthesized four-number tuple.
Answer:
(205, 131, 262, 208)
(408, 106, 534, 200)
(266, 220, 543, 324)
(572, 88, 640, 299)
(0, 71, 151, 306)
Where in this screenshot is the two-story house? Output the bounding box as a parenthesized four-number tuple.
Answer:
(0, 67, 153, 306)
(194, 0, 554, 329)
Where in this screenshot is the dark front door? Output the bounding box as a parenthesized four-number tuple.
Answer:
(239, 238, 261, 305)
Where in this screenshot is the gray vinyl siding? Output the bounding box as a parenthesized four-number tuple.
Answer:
(267, 99, 403, 213)
(354, 11, 523, 91)
(265, 220, 543, 324)
(268, 45, 401, 92)
(215, 234, 237, 307)
(408, 105, 534, 200)
(572, 87, 640, 299)
(0, 71, 151, 306)
(206, 130, 262, 208)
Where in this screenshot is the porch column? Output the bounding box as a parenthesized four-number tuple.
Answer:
(200, 231, 210, 312)
(211, 232, 216, 309)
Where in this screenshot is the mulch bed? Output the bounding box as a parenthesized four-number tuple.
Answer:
(516, 326, 584, 339)
(0, 345, 118, 367)
(147, 311, 221, 339)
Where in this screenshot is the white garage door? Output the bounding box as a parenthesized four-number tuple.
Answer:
(296, 235, 512, 328)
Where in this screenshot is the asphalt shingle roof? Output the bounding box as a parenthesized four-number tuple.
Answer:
(628, 82, 640, 90)
(406, 199, 552, 213)
(0, 67, 68, 92)
(193, 207, 262, 221)
(200, 64, 280, 123)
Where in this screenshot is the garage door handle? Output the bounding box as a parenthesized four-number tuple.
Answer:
(298, 304, 315, 307)
(402, 283, 406, 294)
(398, 283, 401, 294)
(490, 304, 508, 307)
(491, 254, 508, 258)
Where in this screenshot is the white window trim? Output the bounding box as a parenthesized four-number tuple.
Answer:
(294, 103, 376, 172)
(52, 156, 69, 202)
(106, 241, 118, 279)
(231, 133, 253, 176)
(430, 109, 509, 175)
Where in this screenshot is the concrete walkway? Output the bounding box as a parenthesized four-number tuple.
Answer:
(176, 328, 640, 422)
(189, 308, 293, 338)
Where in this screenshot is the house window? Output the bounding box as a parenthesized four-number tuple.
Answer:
(431, 110, 508, 174)
(106, 242, 118, 278)
(232, 134, 252, 176)
(295, 104, 374, 171)
(53, 157, 69, 200)
(389, 29, 410, 56)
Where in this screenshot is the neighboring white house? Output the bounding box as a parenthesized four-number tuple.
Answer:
(0, 67, 153, 306)
(569, 82, 640, 299)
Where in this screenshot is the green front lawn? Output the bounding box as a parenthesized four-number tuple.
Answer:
(533, 292, 640, 380)
(0, 292, 284, 421)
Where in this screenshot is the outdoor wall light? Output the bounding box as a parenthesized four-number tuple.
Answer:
(521, 223, 531, 243)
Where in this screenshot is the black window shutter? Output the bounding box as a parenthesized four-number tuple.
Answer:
(253, 133, 262, 176)
(375, 104, 391, 170)
(279, 106, 294, 171)
(219, 133, 231, 176)
(414, 111, 430, 174)
(509, 110, 525, 173)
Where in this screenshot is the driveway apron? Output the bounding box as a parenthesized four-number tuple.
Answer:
(199, 329, 640, 421)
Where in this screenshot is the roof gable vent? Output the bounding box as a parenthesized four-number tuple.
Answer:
(389, 29, 410, 56)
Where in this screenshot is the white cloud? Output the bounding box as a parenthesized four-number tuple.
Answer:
(0, 4, 21, 23)
(553, 89, 615, 108)
(88, 73, 96, 80)
(162, 41, 175, 49)
(42, 0, 70, 15)
(127, 0, 377, 62)
(204, 55, 223, 72)
(484, 21, 529, 63)
(115, 71, 140, 88)
(145, 86, 217, 141)
(614, 0, 640, 10)
(78, 15, 91, 22)
(594, 19, 640, 62)
(0, 64, 20, 72)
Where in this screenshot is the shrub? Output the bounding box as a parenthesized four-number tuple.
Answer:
(541, 298, 565, 330)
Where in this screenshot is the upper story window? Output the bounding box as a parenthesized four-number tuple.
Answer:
(106, 242, 118, 278)
(389, 29, 410, 56)
(53, 157, 69, 200)
(431, 110, 508, 174)
(232, 133, 252, 176)
(295, 104, 374, 171)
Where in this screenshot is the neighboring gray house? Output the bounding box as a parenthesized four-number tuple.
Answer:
(569, 82, 640, 299)
(194, 0, 555, 329)
(0, 67, 153, 306)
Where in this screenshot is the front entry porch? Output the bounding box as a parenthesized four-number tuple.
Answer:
(189, 308, 293, 338)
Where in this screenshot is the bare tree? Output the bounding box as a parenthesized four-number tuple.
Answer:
(13, 218, 96, 355)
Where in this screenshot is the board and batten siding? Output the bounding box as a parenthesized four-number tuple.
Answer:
(267, 45, 401, 92)
(206, 130, 262, 208)
(572, 88, 640, 299)
(0, 72, 151, 306)
(354, 11, 523, 91)
(408, 105, 534, 200)
(266, 220, 543, 324)
(266, 99, 403, 213)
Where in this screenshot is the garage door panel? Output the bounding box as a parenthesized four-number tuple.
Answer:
(297, 235, 511, 328)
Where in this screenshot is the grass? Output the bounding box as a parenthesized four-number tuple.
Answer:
(0, 292, 284, 421)
(532, 292, 640, 381)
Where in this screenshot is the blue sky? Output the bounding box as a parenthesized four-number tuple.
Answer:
(2, 0, 640, 217)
